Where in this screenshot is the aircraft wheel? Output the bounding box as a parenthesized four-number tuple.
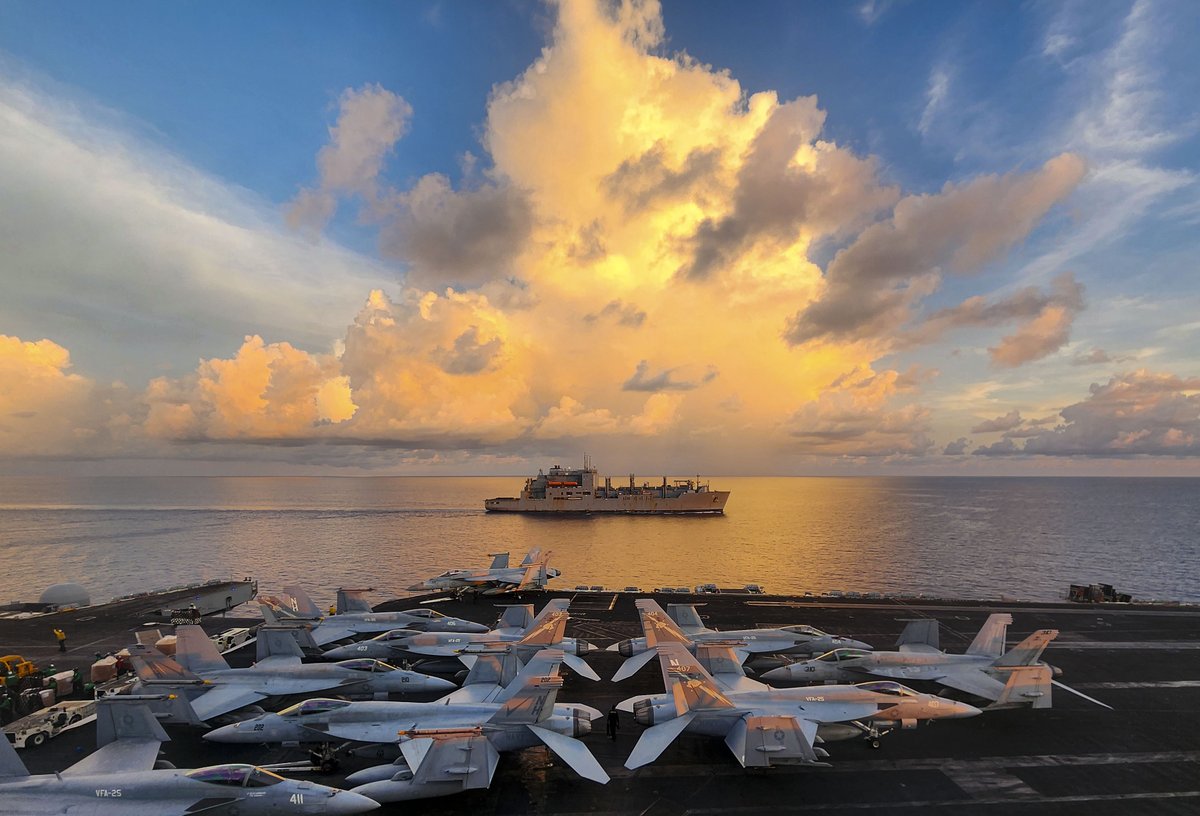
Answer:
(320, 758, 339, 773)
(28, 731, 47, 748)
(68, 714, 82, 724)
(870, 740, 881, 749)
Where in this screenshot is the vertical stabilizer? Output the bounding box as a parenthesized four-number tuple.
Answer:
(658, 643, 734, 713)
(517, 610, 568, 647)
(280, 585, 324, 619)
(496, 650, 564, 702)
(174, 625, 231, 674)
(495, 604, 535, 635)
(693, 643, 746, 678)
(336, 588, 374, 614)
(488, 660, 562, 724)
(519, 549, 542, 567)
(638, 600, 692, 647)
(666, 604, 708, 635)
(967, 614, 1013, 658)
(993, 628, 1057, 667)
(255, 627, 308, 662)
(96, 698, 170, 747)
(896, 619, 940, 651)
(489, 552, 511, 570)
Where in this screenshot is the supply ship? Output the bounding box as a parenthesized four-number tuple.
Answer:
(484, 459, 729, 514)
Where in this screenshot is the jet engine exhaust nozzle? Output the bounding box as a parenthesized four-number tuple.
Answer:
(573, 710, 593, 737)
(617, 640, 636, 658)
(633, 699, 655, 726)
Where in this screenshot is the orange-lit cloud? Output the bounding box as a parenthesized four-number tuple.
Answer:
(3, 0, 1162, 470)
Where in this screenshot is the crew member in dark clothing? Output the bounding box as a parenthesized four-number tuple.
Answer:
(607, 706, 620, 740)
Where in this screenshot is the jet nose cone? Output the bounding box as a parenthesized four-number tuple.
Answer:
(460, 621, 490, 633)
(846, 639, 873, 651)
(426, 674, 458, 691)
(406, 582, 428, 592)
(323, 645, 359, 660)
(951, 700, 983, 718)
(325, 789, 381, 814)
(202, 723, 242, 742)
(760, 665, 791, 683)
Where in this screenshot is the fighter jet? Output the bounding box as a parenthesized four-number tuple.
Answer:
(0, 697, 378, 815)
(322, 598, 600, 680)
(608, 599, 871, 681)
(407, 548, 561, 595)
(761, 613, 1112, 709)
(259, 585, 489, 646)
(129, 626, 455, 723)
(618, 640, 981, 771)
(204, 649, 608, 803)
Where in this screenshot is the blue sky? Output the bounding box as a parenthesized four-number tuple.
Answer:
(0, 0, 1198, 473)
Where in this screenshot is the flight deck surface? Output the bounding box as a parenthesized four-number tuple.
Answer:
(10, 590, 1200, 815)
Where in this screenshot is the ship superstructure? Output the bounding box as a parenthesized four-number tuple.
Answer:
(485, 459, 729, 514)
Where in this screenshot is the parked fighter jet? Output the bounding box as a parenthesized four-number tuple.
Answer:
(129, 626, 454, 722)
(204, 649, 608, 802)
(407, 548, 561, 594)
(259, 585, 489, 646)
(761, 613, 1111, 709)
(619, 640, 980, 771)
(609, 599, 871, 681)
(0, 697, 378, 815)
(322, 598, 600, 680)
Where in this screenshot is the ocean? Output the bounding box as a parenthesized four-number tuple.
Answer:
(0, 475, 1197, 607)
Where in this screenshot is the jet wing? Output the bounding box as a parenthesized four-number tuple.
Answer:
(935, 668, 1007, 702)
(62, 739, 163, 777)
(401, 732, 498, 791)
(189, 686, 271, 722)
(323, 719, 416, 743)
(725, 714, 823, 768)
(312, 624, 360, 646)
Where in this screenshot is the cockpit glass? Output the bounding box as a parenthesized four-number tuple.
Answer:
(816, 648, 871, 662)
(247, 768, 286, 787)
(336, 658, 376, 671)
(783, 625, 828, 637)
(856, 681, 916, 696)
(279, 698, 351, 717)
(185, 765, 251, 786)
(407, 609, 432, 617)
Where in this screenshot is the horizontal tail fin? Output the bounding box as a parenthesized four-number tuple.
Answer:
(967, 614, 1013, 658)
(994, 628, 1057, 668)
(128, 643, 202, 683)
(990, 665, 1053, 709)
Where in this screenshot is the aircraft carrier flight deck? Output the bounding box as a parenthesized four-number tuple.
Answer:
(7, 589, 1199, 815)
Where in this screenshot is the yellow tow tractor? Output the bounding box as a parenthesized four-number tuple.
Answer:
(0, 655, 38, 687)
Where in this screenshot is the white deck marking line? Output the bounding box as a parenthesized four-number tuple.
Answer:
(1073, 680, 1200, 689)
(683, 791, 1200, 813)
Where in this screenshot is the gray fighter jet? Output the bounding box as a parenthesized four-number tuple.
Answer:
(259, 585, 489, 646)
(407, 548, 561, 594)
(322, 598, 600, 680)
(129, 626, 455, 722)
(0, 697, 378, 815)
(204, 649, 608, 802)
(608, 600, 871, 681)
(618, 640, 980, 771)
(761, 613, 1111, 709)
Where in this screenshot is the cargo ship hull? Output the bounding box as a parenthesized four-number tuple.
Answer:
(485, 491, 730, 514)
(485, 462, 729, 514)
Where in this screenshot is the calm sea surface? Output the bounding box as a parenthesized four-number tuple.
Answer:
(0, 476, 1196, 606)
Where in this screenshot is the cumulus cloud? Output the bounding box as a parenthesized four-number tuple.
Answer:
(286, 84, 412, 234)
(971, 410, 1023, 434)
(942, 437, 970, 455)
(974, 370, 1200, 456)
(0, 335, 131, 457)
(784, 155, 1087, 347)
(583, 300, 646, 327)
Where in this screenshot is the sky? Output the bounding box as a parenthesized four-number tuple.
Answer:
(0, 0, 1198, 476)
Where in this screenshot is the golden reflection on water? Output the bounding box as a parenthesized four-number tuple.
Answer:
(0, 475, 1197, 603)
